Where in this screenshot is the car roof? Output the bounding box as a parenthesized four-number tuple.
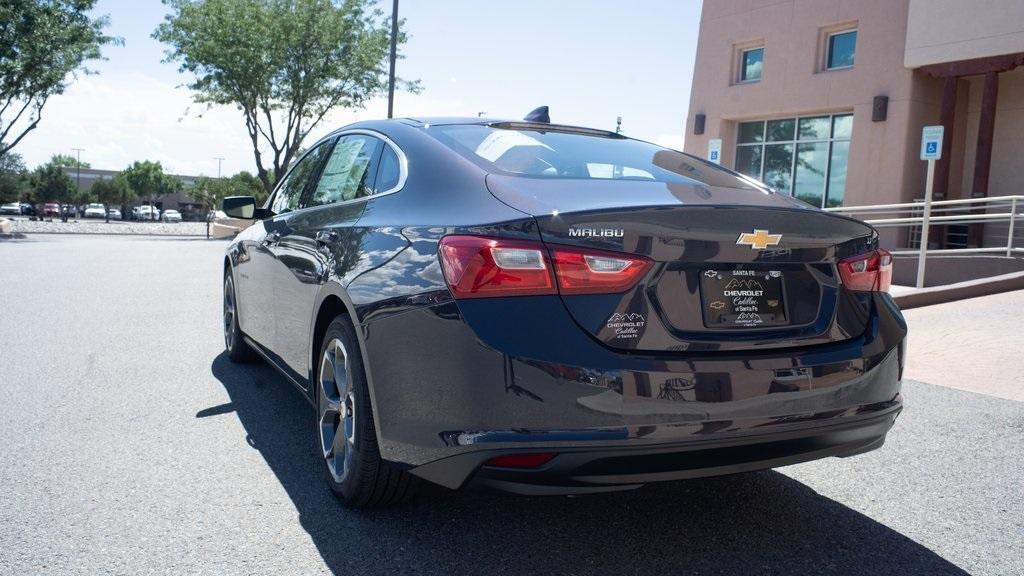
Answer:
(335, 117, 622, 139)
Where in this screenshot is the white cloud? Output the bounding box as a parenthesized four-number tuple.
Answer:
(14, 70, 472, 176)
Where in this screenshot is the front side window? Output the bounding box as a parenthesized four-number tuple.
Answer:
(271, 143, 332, 214)
(735, 113, 853, 208)
(740, 47, 763, 82)
(827, 30, 856, 70)
(308, 135, 382, 207)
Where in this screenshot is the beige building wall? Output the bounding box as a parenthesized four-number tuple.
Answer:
(685, 0, 941, 208)
(905, 0, 1024, 67)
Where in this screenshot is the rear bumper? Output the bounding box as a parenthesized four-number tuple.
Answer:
(418, 401, 899, 494)
(360, 293, 906, 492)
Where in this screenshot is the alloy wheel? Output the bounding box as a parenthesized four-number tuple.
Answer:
(223, 277, 236, 351)
(318, 337, 356, 483)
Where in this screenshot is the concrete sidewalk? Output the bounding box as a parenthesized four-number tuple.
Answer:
(902, 289, 1024, 402)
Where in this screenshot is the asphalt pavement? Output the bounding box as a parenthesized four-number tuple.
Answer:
(0, 235, 1021, 575)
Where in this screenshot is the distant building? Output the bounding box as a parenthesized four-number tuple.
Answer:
(685, 0, 1024, 248)
(60, 166, 204, 217)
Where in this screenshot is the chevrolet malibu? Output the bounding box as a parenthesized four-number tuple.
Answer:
(220, 116, 905, 507)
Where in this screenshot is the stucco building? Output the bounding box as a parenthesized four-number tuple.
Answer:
(684, 0, 1024, 248)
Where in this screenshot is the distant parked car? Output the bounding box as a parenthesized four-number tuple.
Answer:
(20, 203, 36, 217)
(0, 202, 21, 215)
(84, 203, 106, 218)
(133, 205, 159, 221)
(43, 202, 61, 217)
(161, 209, 182, 223)
(107, 208, 121, 220)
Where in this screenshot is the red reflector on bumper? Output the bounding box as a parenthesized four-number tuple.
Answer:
(484, 452, 557, 469)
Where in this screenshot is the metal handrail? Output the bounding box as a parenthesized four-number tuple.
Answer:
(824, 195, 1024, 213)
(823, 194, 1020, 287)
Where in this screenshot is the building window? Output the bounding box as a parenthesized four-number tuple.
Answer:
(735, 113, 852, 208)
(739, 47, 763, 82)
(826, 30, 856, 70)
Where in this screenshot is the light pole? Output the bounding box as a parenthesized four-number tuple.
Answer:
(386, 0, 399, 118)
(214, 157, 224, 178)
(71, 148, 84, 222)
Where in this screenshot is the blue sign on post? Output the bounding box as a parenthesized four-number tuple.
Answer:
(920, 125, 944, 161)
(707, 138, 722, 165)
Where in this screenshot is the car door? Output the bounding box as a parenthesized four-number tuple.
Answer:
(270, 133, 385, 386)
(238, 142, 333, 353)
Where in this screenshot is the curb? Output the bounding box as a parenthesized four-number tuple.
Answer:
(892, 271, 1024, 309)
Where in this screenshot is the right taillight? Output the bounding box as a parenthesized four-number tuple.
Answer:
(838, 249, 892, 292)
(438, 235, 650, 299)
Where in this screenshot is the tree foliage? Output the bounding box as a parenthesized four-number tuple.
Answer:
(91, 174, 133, 220)
(190, 170, 266, 211)
(0, 151, 29, 203)
(122, 160, 181, 219)
(0, 0, 119, 157)
(47, 153, 91, 168)
(154, 0, 416, 193)
(30, 162, 75, 203)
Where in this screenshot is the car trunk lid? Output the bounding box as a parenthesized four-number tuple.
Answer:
(486, 175, 877, 353)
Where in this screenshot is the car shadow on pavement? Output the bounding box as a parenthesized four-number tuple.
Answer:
(206, 353, 968, 576)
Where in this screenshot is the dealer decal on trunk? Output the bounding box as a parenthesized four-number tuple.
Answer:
(606, 312, 645, 339)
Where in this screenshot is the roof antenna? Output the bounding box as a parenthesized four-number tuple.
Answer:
(523, 106, 550, 123)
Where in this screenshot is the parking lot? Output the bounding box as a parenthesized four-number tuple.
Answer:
(1, 235, 1021, 575)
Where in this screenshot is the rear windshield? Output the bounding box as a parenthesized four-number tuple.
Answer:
(427, 124, 757, 188)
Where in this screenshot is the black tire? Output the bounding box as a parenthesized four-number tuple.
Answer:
(223, 270, 256, 363)
(315, 316, 420, 507)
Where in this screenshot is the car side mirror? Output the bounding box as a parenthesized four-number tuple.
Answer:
(222, 196, 258, 219)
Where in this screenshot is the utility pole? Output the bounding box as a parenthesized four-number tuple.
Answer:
(386, 0, 399, 119)
(478, 111, 487, 117)
(71, 148, 84, 223)
(214, 157, 224, 178)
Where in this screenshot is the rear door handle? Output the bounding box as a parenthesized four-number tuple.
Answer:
(315, 230, 340, 246)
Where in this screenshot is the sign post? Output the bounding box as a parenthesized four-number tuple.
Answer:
(917, 125, 944, 288)
(707, 138, 722, 165)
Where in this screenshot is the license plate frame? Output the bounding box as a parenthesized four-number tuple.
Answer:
(699, 268, 790, 329)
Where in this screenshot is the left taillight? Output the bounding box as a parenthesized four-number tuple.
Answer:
(439, 236, 556, 298)
(438, 235, 650, 299)
(838, 249, 892, 292)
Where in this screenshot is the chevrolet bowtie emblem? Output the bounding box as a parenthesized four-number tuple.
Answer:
(736, 229, 782, 250)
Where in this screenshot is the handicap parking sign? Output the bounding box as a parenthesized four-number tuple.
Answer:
(707, 138, 722, 165)
(920, 126, 943, 160)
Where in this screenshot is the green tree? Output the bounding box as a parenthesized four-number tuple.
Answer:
(189, 175, 232, 214)
(47, 153, 91, 168)
(154, 0, 416, 194)
(30, 163, 75, 221)
(90, 174, 133, 222)
(0, 1, 119, 157)
(0, 151, 29, 204)
(122, 160, 181, 221)
(229, 170, 267, 205)
(190, 170, 267, 227)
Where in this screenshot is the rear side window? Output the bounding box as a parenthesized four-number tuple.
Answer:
(375, 145, 401, 192)
(308, 134, 382, 207)
(427, 124, 757, 189)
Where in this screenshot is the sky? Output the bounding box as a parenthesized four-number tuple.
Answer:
(13, 0, 702, 177)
